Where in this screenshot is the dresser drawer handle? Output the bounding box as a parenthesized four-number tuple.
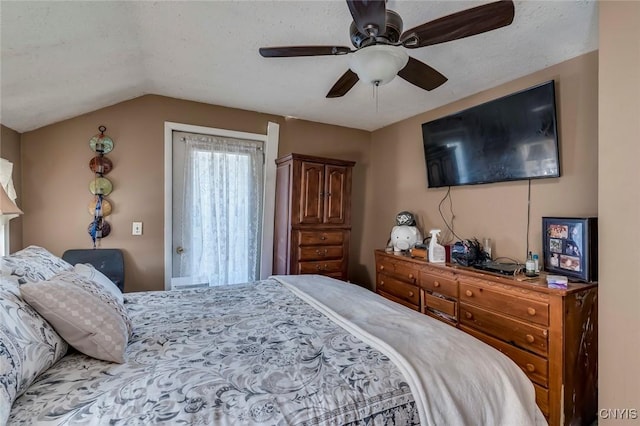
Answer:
(525, 334, 535, 343)
(379, 281, 384, 286)
(465, 312, 473, 319)
(380, 265, 385, 271)
(408, 291, 415, 297)
(316, 249, 328, 256)
(433, 281, 441, 288)
(465, 290, 473, 297)
(527, 307, 536, 316)
(320, 235, 327, 240)
(526, 363, 536, 373)
(408, 273, 414, 280)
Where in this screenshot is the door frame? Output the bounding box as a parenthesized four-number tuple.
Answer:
(163, 121, 280, 290)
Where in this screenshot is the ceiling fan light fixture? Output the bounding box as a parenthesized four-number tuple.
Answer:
(348, 45, 409, 86)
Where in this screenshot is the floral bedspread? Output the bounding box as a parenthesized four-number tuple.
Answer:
(9, 279, 418, 425)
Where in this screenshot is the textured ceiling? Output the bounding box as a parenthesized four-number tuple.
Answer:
(1, 1, 598, 133)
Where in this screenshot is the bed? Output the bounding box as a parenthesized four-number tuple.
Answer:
(1, 246, 546, 425)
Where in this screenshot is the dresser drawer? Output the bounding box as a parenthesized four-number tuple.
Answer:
(534, 383, 550, 417)
(377, 273, 420, 306)
(297, 230, 344, 246)
(376, 256, 418, 284)
(459, 281, 549, 326)
(297, 245, 343, 261)
(324, 272, 344, 280)
(420, 272, 458, 298)
(298, 260, 343, 274)
(460, 303, 549, 357)
(380, 291, 420, 311)
(424, 292, 457, 318)
(461, 325, 549, 388)
(425, 311, 457, 326)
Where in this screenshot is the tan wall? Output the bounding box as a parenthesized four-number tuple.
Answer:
(0, 124, 23, 253)
(358, 52, 599, 288)
(599, 1, 640, 421)
(20, 96, 370, 292)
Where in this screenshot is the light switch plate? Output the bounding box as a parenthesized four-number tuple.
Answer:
(132, 222, 143, 235)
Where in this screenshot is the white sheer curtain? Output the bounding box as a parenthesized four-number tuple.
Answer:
(1, 158, 20, 256)
(179, 135, 264, 286)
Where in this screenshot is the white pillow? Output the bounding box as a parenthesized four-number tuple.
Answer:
(73, 263, 123, 303)
(21, 271, 132, 363)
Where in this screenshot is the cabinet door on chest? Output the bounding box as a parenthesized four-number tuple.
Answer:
(298, 161, 350, 225)
(324, 165, 349, 224)
(299, 161, 325, 224)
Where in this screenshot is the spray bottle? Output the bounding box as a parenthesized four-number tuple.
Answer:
(428, 229, 446, 263)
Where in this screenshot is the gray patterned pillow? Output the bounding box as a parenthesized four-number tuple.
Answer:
(0, 283, 69, 425)
(20, 271, 133, 364)
(1, 245, 73, 285)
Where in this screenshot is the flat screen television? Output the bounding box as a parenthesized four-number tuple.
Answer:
(421, 80, 560, 188)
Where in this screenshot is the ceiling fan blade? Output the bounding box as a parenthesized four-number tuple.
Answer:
(326, 69, 360, 98)
(259, 46, 352, 57)
(397, 57, 448, 91)
(400, 0, 515, 48)
(346, 0, 387, 37)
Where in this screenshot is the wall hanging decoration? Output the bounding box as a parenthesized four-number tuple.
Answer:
(88, 125, 114, 247)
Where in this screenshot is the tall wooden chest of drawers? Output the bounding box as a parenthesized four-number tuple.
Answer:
(374, 249, 598, 426)
(273, 154, 355, 280)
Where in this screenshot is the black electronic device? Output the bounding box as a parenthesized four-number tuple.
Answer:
(421, 80, 560, 188)
(473, 261, 522, 277)
(450, 239, 487, 267)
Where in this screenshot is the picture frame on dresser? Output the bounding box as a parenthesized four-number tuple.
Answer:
(542, 216, 598, 282)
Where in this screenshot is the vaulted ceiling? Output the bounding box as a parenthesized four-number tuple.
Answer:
(1, 1, 598, 133)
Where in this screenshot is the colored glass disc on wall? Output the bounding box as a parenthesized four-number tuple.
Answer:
(88, 197, 112, 216)
(88, 218, 111, 239)
(89, 135, 114, 154)
(89, 177, 113, 196)
(89, 156, 113, 175)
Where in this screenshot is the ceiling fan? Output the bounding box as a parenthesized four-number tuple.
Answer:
(259, 0, 515, 98)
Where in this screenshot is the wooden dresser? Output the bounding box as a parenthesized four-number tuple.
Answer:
(272, 154, 355, 280)
(374, 249, 597, 426)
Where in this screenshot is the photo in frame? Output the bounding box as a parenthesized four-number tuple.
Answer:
(542, 217, 598, 282)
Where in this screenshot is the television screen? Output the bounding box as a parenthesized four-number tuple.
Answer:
(421, 80, 560, 188)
